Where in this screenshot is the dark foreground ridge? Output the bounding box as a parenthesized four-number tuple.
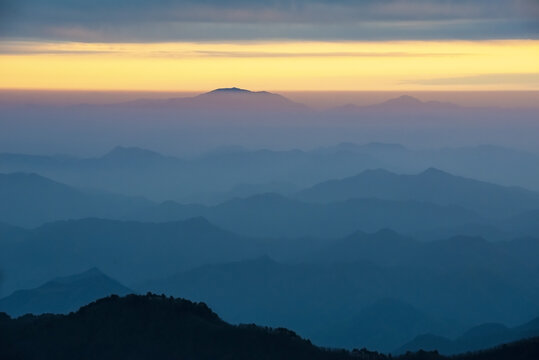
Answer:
(0, 294, 537, 360)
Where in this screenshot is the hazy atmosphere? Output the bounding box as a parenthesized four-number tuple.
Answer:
(1, 1, 539, 360)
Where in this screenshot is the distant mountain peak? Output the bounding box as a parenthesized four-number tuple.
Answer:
(52, 267, 110, 284)
(187, 87, 309, 112)
(328, 95, 460, 114)
(230, 192, 292, 204)
(0, 172, 49, 182)
(204, 87, 273, 96)
(0, 268, 131, 317)
(420, 167, 450, 177)
(397, 95, 422, 102)
(359, 168, 396, 177)
(181, 216, 215, 228)
(383, 95, 423, 106)
(0, 172, 74, 192)
(102, 146, 164, 160)
(362, 142, 407, 150)
(207, 87, 253, 94)
(331, 95, 460, 113)
(80, 267, 103, 276)
(373, 228, 403, 238)
(114, 87, 308, 112)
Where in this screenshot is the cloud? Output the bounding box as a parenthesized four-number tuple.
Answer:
(0, 0, 538, 42)
(408, 73, 539, 86)
(194, 50, 468, 58)
(0, 41, 468, 57)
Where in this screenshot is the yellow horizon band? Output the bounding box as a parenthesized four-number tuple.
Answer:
(1, 40, 538, 91)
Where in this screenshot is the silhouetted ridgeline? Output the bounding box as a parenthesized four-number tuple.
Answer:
(0, 294, 538, 360)
(0, 294, 355, 360)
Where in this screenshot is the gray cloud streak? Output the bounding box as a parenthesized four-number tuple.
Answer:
(193, 50, 469, 58)
(407, 73, 539, 86)
(0, 0, 538, 42)
(0, 43, 469, 57)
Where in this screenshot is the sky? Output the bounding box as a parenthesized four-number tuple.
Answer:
(0, 0, 538, 91)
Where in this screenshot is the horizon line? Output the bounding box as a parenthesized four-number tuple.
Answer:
(2, 88, 539, 93)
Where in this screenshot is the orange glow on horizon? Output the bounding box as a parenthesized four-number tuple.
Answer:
(1, 40, 538, 91)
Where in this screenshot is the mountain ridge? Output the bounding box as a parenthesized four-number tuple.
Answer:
(115, 87, 309, 112)
(296, 168, 539, 218)
(0, 268, 131, 317)
(1, 293, 538, 360)
(129, 193, 480, 238)
(0, 172, 153, 227)
(0, 293, 355, 360)
(397, 314, 539, 355)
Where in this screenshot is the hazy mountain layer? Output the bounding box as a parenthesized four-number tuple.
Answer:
(129, 194, 481, 238)
(296, 168, 539, 218)
(2, 90, 538, 162)
(142, 249, 539, 351)
(3, 142, 539, 203)
(0, 218, 261, 295)
(0, 173, 152, 227)
(398, 316, 539, 355)
(0, 268, 131, 317)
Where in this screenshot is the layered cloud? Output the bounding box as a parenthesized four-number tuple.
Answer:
(1, 0, 538, 42)
(408, 73, 539, 86)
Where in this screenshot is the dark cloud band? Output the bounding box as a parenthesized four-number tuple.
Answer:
(1, 0, 538, 42)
